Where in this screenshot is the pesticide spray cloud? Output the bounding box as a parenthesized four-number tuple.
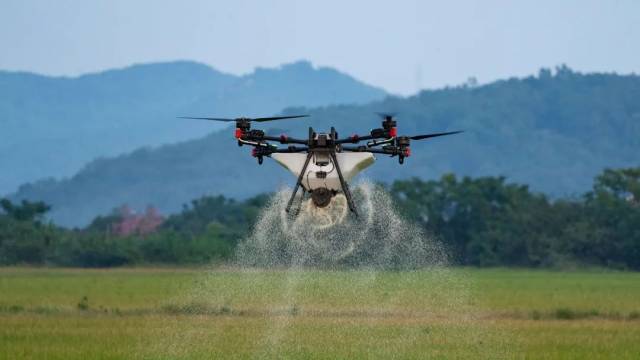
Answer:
(236, 181, 449, 269)
(143, 182, 507, 358)
(229, 181, 489, 357)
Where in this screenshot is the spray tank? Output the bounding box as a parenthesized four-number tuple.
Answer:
(271, 152, 374, 229)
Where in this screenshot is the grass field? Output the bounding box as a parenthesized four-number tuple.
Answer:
(1, 267, 639, 359)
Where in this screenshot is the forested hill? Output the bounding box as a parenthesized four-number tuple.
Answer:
(11, 66, 640, 227)
(0, 60, 386, 194)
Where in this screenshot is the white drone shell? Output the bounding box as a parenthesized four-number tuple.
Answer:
(271, 152, 375, 192)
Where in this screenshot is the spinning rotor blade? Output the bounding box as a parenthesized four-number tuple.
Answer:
(178, 115, 309, 122)
(178, 116, 236, 122)
(252, 115, 309, 122)
(409, 130, 463, 140)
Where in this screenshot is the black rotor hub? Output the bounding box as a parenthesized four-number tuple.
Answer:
(236, 119, 251, 131)
(396, 136, 410, 147)
(382, 117, 397, 129)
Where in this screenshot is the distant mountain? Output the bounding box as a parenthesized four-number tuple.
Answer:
(10, 66, 640, 227)
(0, 60, 386, 194)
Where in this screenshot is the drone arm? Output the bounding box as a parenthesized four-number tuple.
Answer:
(250, 145, 308, 165)
(342, 144, 409, 164)
(336, 129, 396, 146)
(335, 134, 378, 145)
(238, 138, 271, 147)
(341, 146, 395, 155)
(260, 135, 308, 145)
(252, 145, 309, 157)
(366, 137, 395, 147)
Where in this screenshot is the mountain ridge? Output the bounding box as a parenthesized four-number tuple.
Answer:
(9, 67, 640, 226)
(0, 60, 387, 194)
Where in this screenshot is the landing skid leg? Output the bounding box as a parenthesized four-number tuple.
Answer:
(286, 152, 313, 214)
(330, 152, 358, 217)
(294, 191, 307, 216)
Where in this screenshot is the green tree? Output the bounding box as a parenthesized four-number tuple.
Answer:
(0, 199, 57, 264)
(0, 199, 50, 222)
(579, 168, 640, 268)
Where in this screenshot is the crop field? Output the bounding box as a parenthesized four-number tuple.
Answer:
(1, 267, 639, 359)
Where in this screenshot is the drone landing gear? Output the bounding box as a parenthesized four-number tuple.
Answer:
(329, 152, 358, 217)
(293, 191, 307, 216)
(286, 152, 313, 214)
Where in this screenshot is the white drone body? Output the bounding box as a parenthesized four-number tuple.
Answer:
(272, 152, 375, 228)
(272, 152, 375, 192)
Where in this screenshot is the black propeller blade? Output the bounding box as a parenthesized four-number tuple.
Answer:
(178, 116, 236, 122)
(178, 115, 309, 122)
(252, 115, 309, 122)
(409, 130, 464, 140)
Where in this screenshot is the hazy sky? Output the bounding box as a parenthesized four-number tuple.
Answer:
(1, 0, 638, 95)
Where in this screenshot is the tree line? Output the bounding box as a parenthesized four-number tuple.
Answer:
(1, 167, 639, 269)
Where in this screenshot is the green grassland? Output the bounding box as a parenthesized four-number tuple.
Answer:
(1, 267, 639, 359)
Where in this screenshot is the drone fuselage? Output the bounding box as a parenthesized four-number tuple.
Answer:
(270, 130, 369, 211)
(272, 152, 375, 193)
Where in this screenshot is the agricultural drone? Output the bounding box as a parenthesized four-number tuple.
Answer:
(180, 114, 462, 223)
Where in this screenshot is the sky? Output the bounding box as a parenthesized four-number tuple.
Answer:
(1, 0, 639, 95)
